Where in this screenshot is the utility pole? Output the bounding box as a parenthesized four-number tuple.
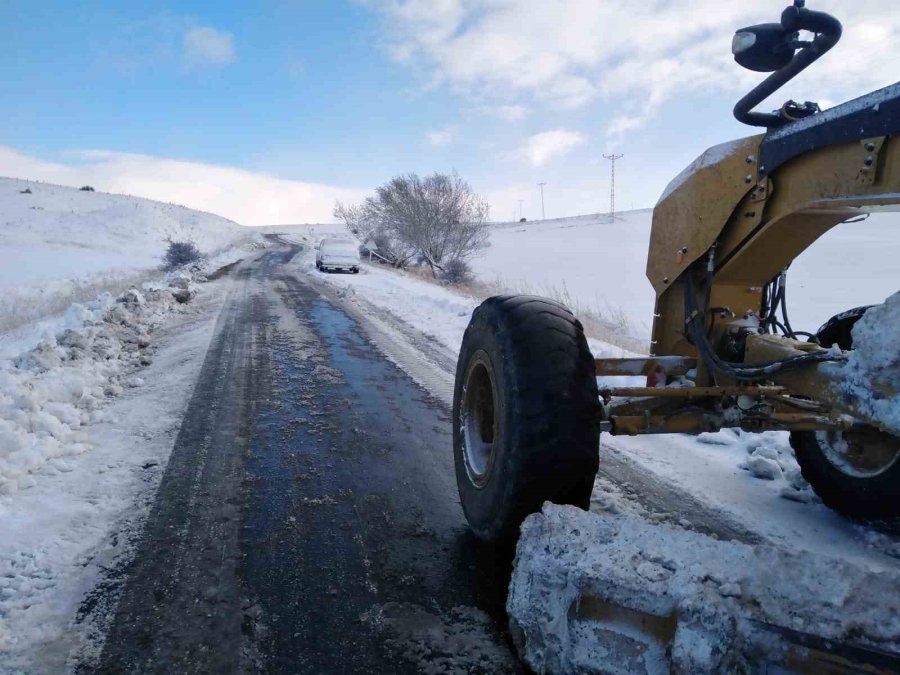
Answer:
(602, 153, 623, 223)
(537, 182, 546, 220)
(518, 199, 524, 221)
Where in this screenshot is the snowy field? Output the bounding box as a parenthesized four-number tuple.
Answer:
(0, 177, 250, 356)
(473, 209, 900, 344)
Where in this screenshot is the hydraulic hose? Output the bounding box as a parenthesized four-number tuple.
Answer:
(683, 271, 845, 382)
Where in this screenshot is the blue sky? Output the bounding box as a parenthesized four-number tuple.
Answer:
(2, 1, 898, 224)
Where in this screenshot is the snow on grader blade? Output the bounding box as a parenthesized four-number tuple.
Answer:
(508, 506, 900, 675)
(451, 1, 900, 671)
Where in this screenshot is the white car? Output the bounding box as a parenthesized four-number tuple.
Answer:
(316, 238, 360, 273)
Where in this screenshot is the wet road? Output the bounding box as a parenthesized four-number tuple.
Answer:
(87, 246, 521, 673)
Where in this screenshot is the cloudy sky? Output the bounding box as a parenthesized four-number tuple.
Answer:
(2, 1, 898, 225)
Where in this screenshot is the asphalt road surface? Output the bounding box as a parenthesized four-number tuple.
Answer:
(84, 245, 523, 674)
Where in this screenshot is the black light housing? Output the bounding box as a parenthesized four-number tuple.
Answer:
(732, 23, 796, 72)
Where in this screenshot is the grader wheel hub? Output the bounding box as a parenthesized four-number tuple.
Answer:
(461, 351, 497, 487)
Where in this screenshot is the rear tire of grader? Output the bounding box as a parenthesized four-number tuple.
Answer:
(453, 295, 601, 543)
(791, 306, 900, 520)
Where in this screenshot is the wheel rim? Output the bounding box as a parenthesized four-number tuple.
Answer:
(816, 429, 900, 478)
(462, 351, 498, 488)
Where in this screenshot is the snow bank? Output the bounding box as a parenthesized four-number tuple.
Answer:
(509, 504, 900, 674)
(0, 271, 230, 670)
(0, 286, 187, 494)
(841, 291, 900, 434)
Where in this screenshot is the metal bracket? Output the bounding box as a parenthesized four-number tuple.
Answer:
(751, 176, 772, 203)
(857, 136, 886, 185)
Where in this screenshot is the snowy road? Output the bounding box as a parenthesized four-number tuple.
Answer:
(84, 243, 521, 673)
(63, 238, 897, 674)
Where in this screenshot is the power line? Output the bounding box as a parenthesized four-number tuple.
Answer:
(536, 182, 546, 220)
(602, 153, 623, 223)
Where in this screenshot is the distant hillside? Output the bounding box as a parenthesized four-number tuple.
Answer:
(0, 177, 251, 337)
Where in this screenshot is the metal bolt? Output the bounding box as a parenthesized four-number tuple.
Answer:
(865, 142, 876, 152)
(745, 155, 755, 164)
(745, 175, 753, 183)
(663, 277, 669, 284)
(864, 156, 874, 166)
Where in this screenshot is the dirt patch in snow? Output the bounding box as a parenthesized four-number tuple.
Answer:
(361, 602, 519, 674)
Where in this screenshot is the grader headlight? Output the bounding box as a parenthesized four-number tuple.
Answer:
(732, 31, 757, 55)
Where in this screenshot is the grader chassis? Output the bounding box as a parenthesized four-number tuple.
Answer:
(453, 2, 899, 670)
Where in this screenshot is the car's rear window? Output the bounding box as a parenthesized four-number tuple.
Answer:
(322, 240, 357, 253)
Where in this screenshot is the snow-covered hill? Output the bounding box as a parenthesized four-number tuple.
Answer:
(474, 210, 900, 344)
(0, 177, 250, 344)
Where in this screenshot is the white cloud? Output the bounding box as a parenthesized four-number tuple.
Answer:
(426, 128, 454, 147)
(368, 1, 900, 134)
(0, 146, 364, 226)
(183, 26, 236, 69)
(479, 104, 528, 122)
(521, 129, 585, 167)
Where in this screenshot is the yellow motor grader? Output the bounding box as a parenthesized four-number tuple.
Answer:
(453, 0, 899, 544)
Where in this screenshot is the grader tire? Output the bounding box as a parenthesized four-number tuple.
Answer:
(791, 306, 900, 520)
(791, 431, 900, 519)
(453, 295, 601, 543)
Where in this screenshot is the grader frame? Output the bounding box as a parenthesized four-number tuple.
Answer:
(596, 84, 900, 440)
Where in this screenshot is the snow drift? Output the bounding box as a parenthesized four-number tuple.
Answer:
(841, 290, 900, 434)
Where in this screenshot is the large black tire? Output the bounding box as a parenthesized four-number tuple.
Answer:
(791, 306, 900, 520)
(452, 295, 601, 542)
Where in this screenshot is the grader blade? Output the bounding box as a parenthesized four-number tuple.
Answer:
(508, 506, 900, 675)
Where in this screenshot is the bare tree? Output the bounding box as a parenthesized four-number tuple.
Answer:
(334, 201, 375, 241)
(334, 200, 416, 268)
(364, 172, 490, 277)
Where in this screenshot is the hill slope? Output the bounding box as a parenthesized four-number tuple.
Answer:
(0, 177, 250, 340)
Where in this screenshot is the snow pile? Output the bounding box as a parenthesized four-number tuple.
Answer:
(841, 291, 900, 434)
(700, 429, 817, 502)
(0, 286, 188, 494)
(509, 504, 900, 674)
